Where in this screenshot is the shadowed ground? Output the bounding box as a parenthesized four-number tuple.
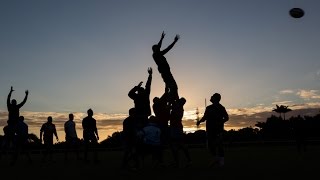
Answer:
(1, 143, 319, 180)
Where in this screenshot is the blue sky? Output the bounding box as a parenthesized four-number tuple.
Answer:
(0, 0, 320, 141)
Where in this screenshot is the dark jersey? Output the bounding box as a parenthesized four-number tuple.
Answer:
(152, 53, 170, 74)
(202, 103, 229, 133)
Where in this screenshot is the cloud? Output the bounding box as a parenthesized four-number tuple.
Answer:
(280, 90, 294, 94)
(297, 90, 320, 99)
(272, 101, 292, 105)
(290, 102, 320, 109)
(227, 106, 273, 116)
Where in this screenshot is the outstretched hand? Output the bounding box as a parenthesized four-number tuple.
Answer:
(25, 90, 29, 95)
(161, 31, 165, 39)
(148, 67, 153, 75)
(10, 86, 14, 92)
(174, 34, 180, 42)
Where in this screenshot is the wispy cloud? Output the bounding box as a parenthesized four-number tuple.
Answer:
(280, 89, 294, 94)
(227, 106, 273, 116)
(272, 101, 292, 105)
(290, 102, 320, 109)
(297, 90, 320, 99)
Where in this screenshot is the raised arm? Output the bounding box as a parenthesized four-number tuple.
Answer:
(145, 67, 153, 95)
(157, 31, 165, 49)
(7, 86, 14, 109)
(128, 81, 143, 99)
(18, 90, 29, 108)
(161, 34, 179, 55)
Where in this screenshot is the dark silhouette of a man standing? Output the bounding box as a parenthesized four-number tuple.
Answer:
(197, 93, 229, 167)
(82, 108, 99, 163)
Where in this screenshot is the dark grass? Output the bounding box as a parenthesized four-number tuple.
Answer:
(1, 143, 319, 180)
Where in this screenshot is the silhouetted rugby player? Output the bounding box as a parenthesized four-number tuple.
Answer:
(152, 31, 180, 102)
(197, 93, 229, 167)
(7, 86, 29, 127)
(128, 67, 153, 129)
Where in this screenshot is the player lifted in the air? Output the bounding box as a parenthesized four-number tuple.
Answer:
(152, 31, 180, 103)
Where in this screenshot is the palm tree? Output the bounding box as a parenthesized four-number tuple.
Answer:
(272, 104, 292, 120)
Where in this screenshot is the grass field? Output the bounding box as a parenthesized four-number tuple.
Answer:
(1, 143, 319, 180)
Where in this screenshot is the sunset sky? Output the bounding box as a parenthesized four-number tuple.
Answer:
(1, 0, 320, 142)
